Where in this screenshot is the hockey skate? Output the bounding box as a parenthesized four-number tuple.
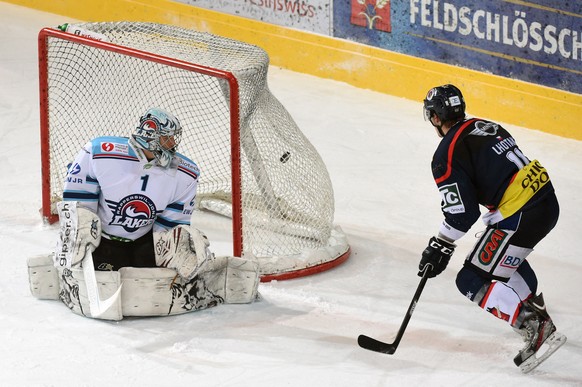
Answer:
(513, 293, 566, 373)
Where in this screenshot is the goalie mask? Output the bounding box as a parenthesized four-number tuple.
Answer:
(133, 108, 183, 168)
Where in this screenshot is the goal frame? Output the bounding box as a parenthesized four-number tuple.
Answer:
(38, 26, 351, 281)
(38, 27, 244, 257)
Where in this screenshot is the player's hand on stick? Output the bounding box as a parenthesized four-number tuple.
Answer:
(418, 236, 456, 278)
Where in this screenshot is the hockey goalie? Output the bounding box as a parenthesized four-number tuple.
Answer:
(27, 107, 260, 320)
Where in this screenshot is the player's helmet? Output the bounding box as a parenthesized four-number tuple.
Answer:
(133, 108, 182, 168)
(423, 84, 466, 122)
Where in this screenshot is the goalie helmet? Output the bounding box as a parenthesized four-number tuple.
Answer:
(423, 84, 466, 123)
(133, 108, 183, 168)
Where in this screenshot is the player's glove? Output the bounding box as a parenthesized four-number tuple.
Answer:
(418, 236, 456, 278)
(54, 201, 101, 268)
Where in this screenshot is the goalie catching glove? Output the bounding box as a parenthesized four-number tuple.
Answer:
(418, 236, 456, 278)
(154, 225, 212, 280)
(54, 201, 101, 268)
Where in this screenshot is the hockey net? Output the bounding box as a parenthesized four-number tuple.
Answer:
(38, 22, 350, 281)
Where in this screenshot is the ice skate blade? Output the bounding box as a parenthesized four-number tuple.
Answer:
(515, 331, 567, 374)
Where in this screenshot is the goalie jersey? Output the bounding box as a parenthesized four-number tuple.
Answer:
(62, 136, 200, 241)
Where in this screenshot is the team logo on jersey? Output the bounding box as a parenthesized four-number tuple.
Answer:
(469, 121, 499, 137)
(109, 194, 157, 232)
(67, 163, 81, 175)
(65, 163, 83, 183)
(101, 142, 115, 152)
(100, 142, 129, 154)
(439, 183, 465, 214)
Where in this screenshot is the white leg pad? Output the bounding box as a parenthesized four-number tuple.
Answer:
(27, 254, 60, 300)
(59, 267, 123, 321)
(224, 256, 260, 304)
(120, 267, 187, 316)
(27, 255, 259, 319)
(119, 266, 227, 316)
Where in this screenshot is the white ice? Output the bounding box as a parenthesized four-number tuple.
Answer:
(1, 3, 581, 386)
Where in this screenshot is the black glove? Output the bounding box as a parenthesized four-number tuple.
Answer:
(418, 236, 456, 278)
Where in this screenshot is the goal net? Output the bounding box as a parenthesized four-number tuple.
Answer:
(38, 22, 350, 281)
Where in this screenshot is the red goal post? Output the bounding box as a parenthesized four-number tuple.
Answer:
(38, 23, 350, 281)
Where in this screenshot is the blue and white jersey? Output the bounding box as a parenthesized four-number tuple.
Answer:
(63, 136, 199, 241)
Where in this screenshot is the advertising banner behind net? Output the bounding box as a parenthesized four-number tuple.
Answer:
(180, 0, 581, 95)
(337, 0, 581, 95)
(180, 0, 331, 35)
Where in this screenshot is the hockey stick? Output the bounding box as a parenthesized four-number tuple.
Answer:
(82, 247, 122, 318)
(358, 265, 432, 354)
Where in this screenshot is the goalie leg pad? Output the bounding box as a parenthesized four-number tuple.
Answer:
(58, 267, 123, 321)
(194, 255, 260, 304)
(27, 254, 60, 300)
(119, 266, 227, 316)
(224, 256, 260, 304)
(118, 256, 260, 316)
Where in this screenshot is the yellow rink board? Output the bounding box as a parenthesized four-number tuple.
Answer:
(5, 0, 581, 140)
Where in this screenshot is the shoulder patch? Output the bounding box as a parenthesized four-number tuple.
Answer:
(439, 183, 465, 214)
(92, 137, 138, 161)
(177, 156, 200, 178)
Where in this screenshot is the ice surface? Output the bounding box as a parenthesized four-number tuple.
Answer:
(1, 3, 581, 386)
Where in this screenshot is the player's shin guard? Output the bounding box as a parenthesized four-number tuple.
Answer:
(456, 265, 537, 325)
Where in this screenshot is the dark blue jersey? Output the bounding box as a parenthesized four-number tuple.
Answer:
(432, 118, 554, 240)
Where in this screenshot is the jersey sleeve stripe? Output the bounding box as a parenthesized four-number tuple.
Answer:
(63, 191, 99, 201)
(155, 216, 188, 229)
(166, 202, 184, 212)
(435, 118, 477, 185)
(178, 165, 199, 180)
(93, 154, 139, 162)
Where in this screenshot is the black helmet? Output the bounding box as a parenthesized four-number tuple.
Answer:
(423, 84, 466, 122)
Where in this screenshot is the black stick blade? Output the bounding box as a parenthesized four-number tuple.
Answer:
(357, 334, 397, 355)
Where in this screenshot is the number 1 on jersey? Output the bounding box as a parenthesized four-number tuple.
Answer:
(140, 175, 149, 191)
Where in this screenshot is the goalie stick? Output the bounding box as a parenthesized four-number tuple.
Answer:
(358, 265, 431, 354)
(82, 247, 122, 317)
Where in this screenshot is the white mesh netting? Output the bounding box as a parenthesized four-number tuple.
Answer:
(40, 22, 349, 279)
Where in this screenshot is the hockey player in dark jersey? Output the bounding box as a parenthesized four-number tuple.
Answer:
(418, 84, 566, 372)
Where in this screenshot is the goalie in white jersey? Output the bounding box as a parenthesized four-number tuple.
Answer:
(28, 108, 260, 320)
(62, 107, 200, 271)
